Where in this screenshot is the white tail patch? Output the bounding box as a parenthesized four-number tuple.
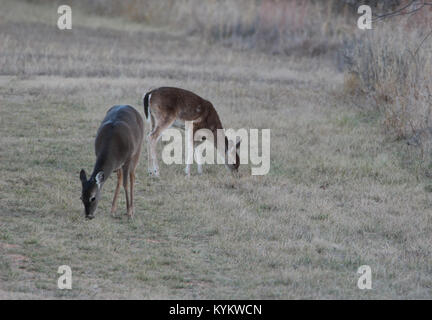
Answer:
(145, 93, 152, 123)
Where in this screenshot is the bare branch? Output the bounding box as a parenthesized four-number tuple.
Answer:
(372, 0, 432, 22)
(414, 29, 432, 55)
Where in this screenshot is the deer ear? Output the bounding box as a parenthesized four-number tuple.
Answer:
(80, 169, 87, 183)
(95, 171, 104, 189)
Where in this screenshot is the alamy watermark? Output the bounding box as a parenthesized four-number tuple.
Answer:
(357, 5, 372, 30)
(357, 265, 372, 290)
(57, 5, 72, 30)
(160, 121, 271, 175)
(57, 265, 72, 289)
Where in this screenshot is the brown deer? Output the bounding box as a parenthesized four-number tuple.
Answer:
(142, 87, 240, 177)
(79, 105, 144, 219)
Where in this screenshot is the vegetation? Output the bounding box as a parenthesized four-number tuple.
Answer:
(1, 0, 432, 299)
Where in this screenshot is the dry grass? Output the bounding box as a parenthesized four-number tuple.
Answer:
(1, 0, 432, 299)
(31, 0, 358, 58)
(344, 9, 432, 146)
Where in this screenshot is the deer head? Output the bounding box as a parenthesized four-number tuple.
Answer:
(79, 169, 104, 219)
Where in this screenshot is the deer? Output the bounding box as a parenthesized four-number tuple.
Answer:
(79, 105, 144, 219)
(142, 87, 241, 177)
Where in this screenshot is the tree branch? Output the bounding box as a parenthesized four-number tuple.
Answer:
(372, 0, 432, 22)
(414, 29, 432, 55)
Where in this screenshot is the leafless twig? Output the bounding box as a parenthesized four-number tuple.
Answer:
(372, 0, 432, 22)
(414, 29, 432, 55)
(370, 1, 432, 56)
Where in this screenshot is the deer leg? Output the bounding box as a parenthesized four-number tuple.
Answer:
(150, 114, 156, 133)
(122, 165, 130, 216)
(111, 169, 123, 216)
(184, 123, 195, 177)
(147, 134, 154, 175)
(184, 164, 191, 176)
(128, 148, 141, 219)
(148, 116, 176, 177)
(150, 136, 160, 177)
(129, 171, 135, 218)
(147, 114, 157, 175)
(196, 155, 203, 175)
(194, 141, 204, 175)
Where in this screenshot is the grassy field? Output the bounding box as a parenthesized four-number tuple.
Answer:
(1, 0, 432, 299)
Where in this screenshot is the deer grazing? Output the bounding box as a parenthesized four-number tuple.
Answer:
(142, 87, 240, 177)
(79, 105, 144, 219)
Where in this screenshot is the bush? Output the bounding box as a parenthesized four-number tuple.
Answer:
(344, 14, 432, 142)
(46, 0, 356, 57)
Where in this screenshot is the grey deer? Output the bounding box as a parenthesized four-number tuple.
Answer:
(80, 105, 144, 219)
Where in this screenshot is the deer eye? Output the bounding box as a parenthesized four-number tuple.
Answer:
(90, 196, 96, 202)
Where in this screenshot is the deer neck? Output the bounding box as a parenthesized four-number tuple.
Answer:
(90, 149, 115, 184)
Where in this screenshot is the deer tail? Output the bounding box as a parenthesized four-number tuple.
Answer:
(143, 91, 152, 122)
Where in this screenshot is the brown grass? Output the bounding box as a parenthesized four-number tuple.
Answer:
(1, 0, 432, 299)
(31, 0, 358, 58)
(344, 8, 432, 144)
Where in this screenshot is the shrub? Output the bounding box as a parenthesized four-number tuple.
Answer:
(344, 11, 432, 142)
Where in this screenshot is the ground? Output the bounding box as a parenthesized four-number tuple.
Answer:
(0, 0, 431, 299)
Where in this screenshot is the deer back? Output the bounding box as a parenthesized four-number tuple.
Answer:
(94, 105, 144, 173)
